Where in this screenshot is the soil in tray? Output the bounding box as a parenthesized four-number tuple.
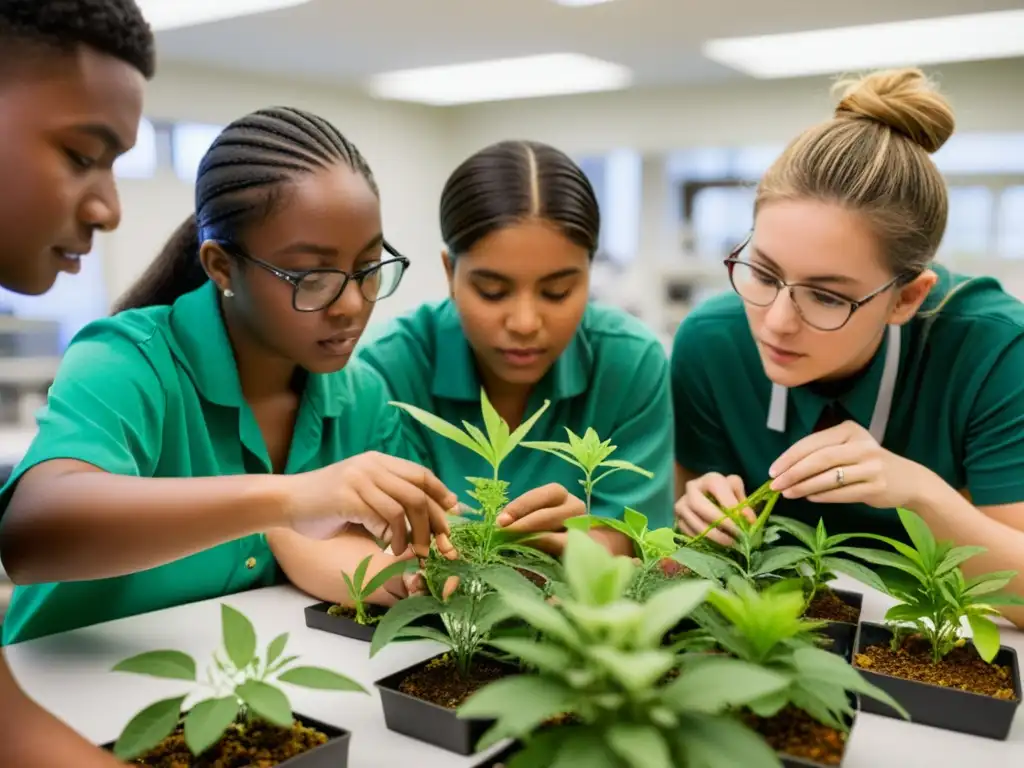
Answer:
(745, 705, 847, 766)
(854, 637, 1017, 699)
(123, 721, 327, 767)
(804, 590, 859, 624)
(326, 603, 385, 624)
(398, 655, 512, 709)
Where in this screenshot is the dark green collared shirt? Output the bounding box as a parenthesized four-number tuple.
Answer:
(0, 281, 404, 645)
(358, 299, 674, 527)
(671, 264, 1024, 543)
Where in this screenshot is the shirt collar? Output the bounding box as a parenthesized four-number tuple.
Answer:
(430, 298, 592, 403)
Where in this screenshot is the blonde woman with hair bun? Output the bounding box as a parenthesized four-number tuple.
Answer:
(672, 67, 1024, 627)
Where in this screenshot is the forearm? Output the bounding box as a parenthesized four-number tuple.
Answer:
(910, 469, 1024, 629)
(1, 652, 122, 767)
(267, 528, 393, 606)
(0, 463, 290, 584)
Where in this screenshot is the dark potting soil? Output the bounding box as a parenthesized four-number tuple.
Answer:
(855, 637, 1017, 699)
(745, 705, 847, 766)
(124, 721, 327, 767)
(326, 603, 386, 624)
(804, 591, 859, 624)
(516, 568, 548, 588)
(397, 655, 511, 709)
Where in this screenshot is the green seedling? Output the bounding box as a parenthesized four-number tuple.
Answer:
(458, 530, 790, 768)
(328, 554, 416, 625)
(522, 426, 653, 514)
(111, 604, 363, 761)
(844, 508, 1024, 663)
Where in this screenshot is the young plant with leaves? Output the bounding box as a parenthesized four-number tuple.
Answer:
(111, 605, 364, 761)
(680, 578, 908, 734)
(457, 530, 794, 768)
(327, 553, 416, 625)
(843, 507, 1024, 663)
(522, 427, 653, 515)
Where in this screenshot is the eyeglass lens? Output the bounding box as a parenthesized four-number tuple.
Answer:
(729, 260, 854, 331)
(294, 259, 405, 311)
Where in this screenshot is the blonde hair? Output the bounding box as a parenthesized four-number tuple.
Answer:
(756, 67, 956, 277)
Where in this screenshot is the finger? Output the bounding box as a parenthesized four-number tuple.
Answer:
(781, 462, 875, 501)
(401, 571, 426, 597)
(686, 485, 740, 539)
(678, 504, 737, 547)
(349, 481, 404, 550)
(442, 575, 460, 600)
(505, 502, 577, 533)
(497, 484, 565, 526)
(772, 443, 867, 493)
(435, 532, 457, 560)
(769, 421, 860, 478)
(725, 475, 755, 523)
(524, 532, 566, 556)
(370, 470, 448, 558)
(704, 473, 744, 510)
(373, 454, 458, 517)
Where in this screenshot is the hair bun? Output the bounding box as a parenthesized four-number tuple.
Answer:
(833, 68, 955, 154)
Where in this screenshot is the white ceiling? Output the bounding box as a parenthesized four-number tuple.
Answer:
(153, 0, 1024, 91)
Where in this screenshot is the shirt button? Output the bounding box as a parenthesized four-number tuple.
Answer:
(245, 557, 257, 570)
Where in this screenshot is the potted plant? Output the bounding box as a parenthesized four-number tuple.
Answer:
(848, 507, 1024, 739)
(104, 604, 363, 766)
(681, 578, 908, 767)
(457, 530, 793, 767)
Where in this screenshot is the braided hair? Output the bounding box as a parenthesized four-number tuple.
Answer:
(439, 140, 600, 260)
(115, 106, 377, 312)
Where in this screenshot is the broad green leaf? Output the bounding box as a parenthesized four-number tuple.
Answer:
(664, 656, 789, 714)
(564, 528, 624, 605)
(896, 508, 937, 567)
(675, 714, 782, 768)
(790, 646, 909, 719)
(850, 532, 924, 567)
(565, 514, 634, 540)
(965, 572, 1018, 598)
(369, 595, 442, 656)
(936, 545, 987, 576)
(623, 507, 649, 539)
(635, 579, 712, 647)
(607, 724, 673, 768)
(183, 697, 238, 756)
(490, 637, 574, 673)
(112, 695, 187, 760)
(236, 680, 292, 728)
(967, 614, 1001, 663)
(833, 546, 927, 583)
(588, 647, 677, 691)
(221, 604, 257, 670)
(457, 675, 578, 750)
(499, 590, 580, 647)
(501, 399, 551, 462)
(976, 592, 1024, 606)
(599, 459, 654, 479)
(277, 665, 365, 692)
(391, 625, 452, 645)
(549, 731, 621, 768)
(361, 557, 417, 598)
(670, 547, 741, 581)
(476, 563, 546, 599)
(820, 556, 888, 594)
(265, 633, 289, 667)
(771, 516, 817, 549)
(751, 546, 809, 577)
(885, 603, 932, 624)
(390, 401, 493, 463)
(112, 650, 196, 682)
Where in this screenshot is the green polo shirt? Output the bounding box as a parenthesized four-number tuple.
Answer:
(0, 281, 405, 645)
(357, 299, 674, 528)
(671, 264, 1024, 544)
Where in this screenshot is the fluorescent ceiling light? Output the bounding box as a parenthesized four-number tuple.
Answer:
(552, 0, 617, 6)
(702, 10, 1024, 78)
(136, 0, 312, 32)
(366, 53, 632, 106)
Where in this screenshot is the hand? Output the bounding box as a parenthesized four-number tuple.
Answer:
(674, 472, 755, 547)
(283, 451, 458, 558)
(769, 420, 920, 509)
(497, 483, 586, 532)
(365, 550, 429, 606)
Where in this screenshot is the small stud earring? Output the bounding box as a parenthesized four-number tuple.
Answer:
(223, 289, 234, 298)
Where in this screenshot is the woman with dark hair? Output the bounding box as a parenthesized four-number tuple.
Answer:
(305, 140, 674, 595)
(0, 106, 457, 645)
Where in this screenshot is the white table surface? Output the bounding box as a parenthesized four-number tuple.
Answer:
(5, 574, 1024, 767)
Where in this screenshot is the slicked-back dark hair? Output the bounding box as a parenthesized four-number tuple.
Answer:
(0, 0, 155, 79)
(114, 106, 379, 312)
(439, 140, 600, 259)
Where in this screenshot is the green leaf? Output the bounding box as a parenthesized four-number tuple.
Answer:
(589, 647, 677, 692)
(276, 665, 366, 692)
(112, 650, 196, 682)
(635, 579, 712, 647)
(490, 637, 574, 673)
(820, 556, 888, 594)
(772, 516, 817, 549)
(236, 680, 293, 728)
(976, 592, 1024, 606)
(361, 557, 416, 598)
(350, 554, 372, 594)
(789, 646, 909, 720)
(521, 441, 586, 472)
(564, 529, 631, 605)
(183, 697, 238, 756)
(501, 399, 551, 463)
(598, 459, 654, 479)
(751, 546, 809, 577)
(265, 634, 289, 668)
(965, 572, 1018, 598)
(885, 603, 931, 624)
(670, 547, 741, 581)
(221, 604, 257, 670)
(457, 675, 578, 750)
(112, 695, 187, 760)
(369, 595, 443, 656)
(498, 590, 580, 647)
(896, 508, 937, 567)
(480, 389, 510, 458)
(390, 401, 493, 463)
(936, 545, 987, 575)
(967, 614, 1001, 663)
(675, 714, 782, 768)
(664, 656, 789, 714)
(832, 546, 926, 582)
(607, 724, 673, 768)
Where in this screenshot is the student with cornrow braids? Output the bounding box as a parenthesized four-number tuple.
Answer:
(0, 105, 459, 647)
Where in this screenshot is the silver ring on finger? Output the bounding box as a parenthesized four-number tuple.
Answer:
(835, 467, 846, 487)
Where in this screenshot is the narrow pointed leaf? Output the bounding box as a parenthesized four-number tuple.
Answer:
(390, 401, 492, 462)
(820, 556, 888, 593)
(457, 675, 578, 750)
(112, 650, 196, 682)
(635, 579, 712, 646)
(751, 546, 809, 577)
(112, 695, 187, 760)
(184, 697, 238, 756)
(598, 459, 654, 478)
(502, 399, 551, 461)
(369, 595, 442, 656)
(221, 604, 257, 670)
(664, 657, 789, 714)
(265, 633, 289, 667)
(276, 665, 365, 691)
(936, 545, 987, 575)
(361, 557, 417, 598)
(896, 508, 936, 566)
(772, 516, 817, 549)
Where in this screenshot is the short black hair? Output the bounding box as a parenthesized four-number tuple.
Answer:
(0, 0, 156, 79)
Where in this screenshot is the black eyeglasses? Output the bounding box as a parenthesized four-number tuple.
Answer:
(724, 235, 910, 331)
(214, 239, 410, 312)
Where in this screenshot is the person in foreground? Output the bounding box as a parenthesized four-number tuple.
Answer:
(0, 105, 460, 647)
(0, 1, 152, 765)
(295, 139, 674, 602)
(672, 67, 1024, 628)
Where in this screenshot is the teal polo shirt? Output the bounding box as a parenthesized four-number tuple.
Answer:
(357, 299, 674, 528)
(671, 264, 1024, 544)
(0, 281, 406, 644)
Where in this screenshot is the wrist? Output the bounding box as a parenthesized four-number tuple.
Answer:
(243, 474, 296, 531)
(902, 463, 958, 521)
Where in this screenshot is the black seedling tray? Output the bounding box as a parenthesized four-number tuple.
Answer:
(818, 620, 855, 663)
(304, 601, 445, 642)
(827, 587, 864, 623)
(855, 621, 1022, 740)
(102, 711, 351, 767)
(779, 693, 858, 768)
(374, 653, 520, 755)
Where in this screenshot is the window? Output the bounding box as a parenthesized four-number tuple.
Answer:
(941, 186, 995, 260)
(114, 117, 157, 179)
(577, 150, 642, 265)
(997, 187, 1024, 260)
(171, 122, 224, 182)
(934, 134, 1024, 175)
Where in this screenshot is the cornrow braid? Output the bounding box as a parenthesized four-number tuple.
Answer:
(114, 106, 377, 312)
